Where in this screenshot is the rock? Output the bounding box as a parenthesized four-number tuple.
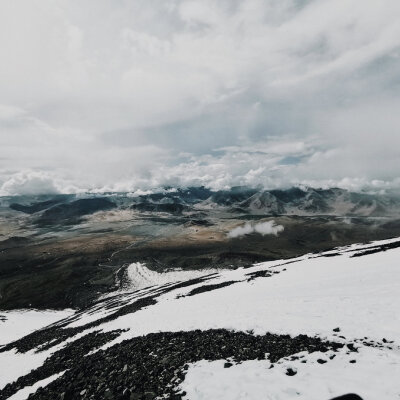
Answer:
(2, 329, 344, 400)
(333, 327, 341, 332)
(286, 368, 297, 376)
(347, 343, 357, 352)
(59, 390, 74, 400)
(160, 357, 170, 365)
(317, 359, 327, 364)
(330, 394, 363, 400)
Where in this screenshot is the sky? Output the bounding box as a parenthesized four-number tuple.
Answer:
(0, 0, 399, 195)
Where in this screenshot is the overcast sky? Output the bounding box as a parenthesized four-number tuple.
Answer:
(0, 0, 399, 195)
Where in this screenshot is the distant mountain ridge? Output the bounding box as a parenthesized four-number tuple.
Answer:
(229, 187, 396, 216)
(4, 186, 400, 225)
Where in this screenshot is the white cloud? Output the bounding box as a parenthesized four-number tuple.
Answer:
(0, 104, 26, 121)
(0, 171, 61, 196)
(228, 221, 284, 238)
(227, 223, 254, 238)
(0, 0, 399, 194)
(254, 221, 285, 236)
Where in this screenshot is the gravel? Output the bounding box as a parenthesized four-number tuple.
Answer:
(0, 329, 350, 400)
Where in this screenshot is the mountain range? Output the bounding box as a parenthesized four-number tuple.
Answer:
(3, 186, 400, 227)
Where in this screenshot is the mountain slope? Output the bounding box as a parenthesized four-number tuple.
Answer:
(1, 238, 399, 399)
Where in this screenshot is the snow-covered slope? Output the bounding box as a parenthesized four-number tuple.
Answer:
(0, 310, 74, 347)
(122, 262, 218, 290)
(1, 238, 400, 399)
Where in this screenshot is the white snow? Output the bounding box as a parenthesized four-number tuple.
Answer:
(124, 262, 218, 290)
(7, 371, 65, 400)
(180, 345, 400, 400)
(0, 309, 74, 346)
(0, 310, 79, 390)
(97, 243, 400, 344)
(0, 348, 52, 390)
(0, 325, 99, 390)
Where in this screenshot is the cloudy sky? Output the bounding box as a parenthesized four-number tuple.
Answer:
(0, 0, 399, 195)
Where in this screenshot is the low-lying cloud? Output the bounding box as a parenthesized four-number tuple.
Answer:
(228, 221, 284, 239)
(0, 171, 61, 196)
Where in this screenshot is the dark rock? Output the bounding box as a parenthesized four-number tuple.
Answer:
(346, 343, 357, 352)
(1, 329, 344, 400)
(330, 394, 363, 400)
(246, 270, 273, 281)
(351, 240, 400, 258)
(286, 368, 297, 376)
(182, 281, 238, 297)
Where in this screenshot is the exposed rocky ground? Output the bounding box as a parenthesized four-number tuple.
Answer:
(15, 330, 349, 400)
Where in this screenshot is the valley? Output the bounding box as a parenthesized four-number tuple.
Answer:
(1, 187, 400, 310)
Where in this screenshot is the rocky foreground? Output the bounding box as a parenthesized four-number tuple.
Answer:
(1, 329, 353, 400)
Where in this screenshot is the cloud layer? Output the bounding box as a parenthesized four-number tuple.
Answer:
(1, 0, 399, 195)
(228, 221, 284, 238)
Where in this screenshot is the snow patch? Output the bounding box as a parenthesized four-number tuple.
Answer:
(0, 309, 74, 346)
(94, 240, 400, 349)
(124, 262, 218, 290)
(180, 345, 400, 400)
(7, 371, 65, 400)
(0, 349, 51, 390)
